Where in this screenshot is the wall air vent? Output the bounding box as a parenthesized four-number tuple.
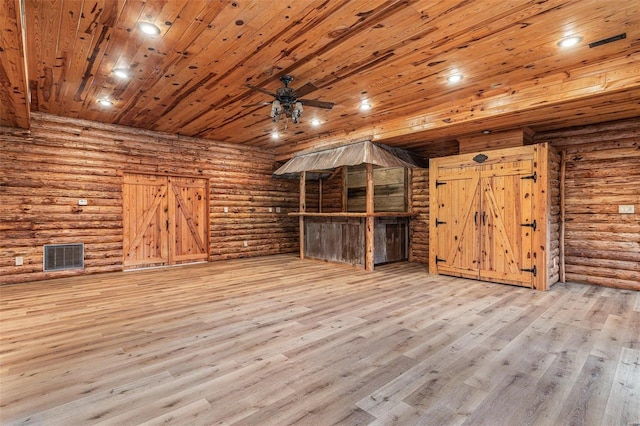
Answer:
(589, 33, 626, 48)
(43, 243, 84, 271)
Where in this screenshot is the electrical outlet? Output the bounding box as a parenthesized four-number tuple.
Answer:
(223, 207, 229, 213)
(78, 199, 88, 206)
(276, 207, 281, 213)
(15, 256, 23, 266)
(268, 207, 273, 213)
(243, 241, 248, 247)
(619, 205, 634, 214)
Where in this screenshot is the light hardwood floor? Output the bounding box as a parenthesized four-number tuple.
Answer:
(1, 255, 639, 425)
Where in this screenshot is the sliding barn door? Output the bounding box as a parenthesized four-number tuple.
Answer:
(123, 174, 209, 269)
(479, 160, 534, 286)
(431, 166, 481, 280)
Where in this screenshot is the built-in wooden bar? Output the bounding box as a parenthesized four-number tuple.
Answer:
(276, 140, 422, 271)
(289, 213, 411, 268)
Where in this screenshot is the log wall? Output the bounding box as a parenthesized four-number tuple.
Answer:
(0, 113, 299, 285)
(535, 118, 640, 291)
(547, 146, 561, 286)
(409, 141, 460, 264)
(409, 168, 429, 263)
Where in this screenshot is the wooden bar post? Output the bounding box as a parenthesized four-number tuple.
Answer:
(299, 171, 306, 259)
(365, 163, 374, 271)
(318, 178, 323, 213)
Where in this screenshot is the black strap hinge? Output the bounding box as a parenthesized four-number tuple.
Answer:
(520, 220, 537, 231)
(435, 256, 446, 264)
(521, 265, 537, 276)
(521, 171, 537, 183)
(435, 180, 447, 187)
(435, 218, 446, 227)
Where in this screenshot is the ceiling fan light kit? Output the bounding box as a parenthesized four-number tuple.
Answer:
(246, 75, 334, 127)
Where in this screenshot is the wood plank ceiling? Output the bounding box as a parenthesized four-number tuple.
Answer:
(1, 0, 639, 159)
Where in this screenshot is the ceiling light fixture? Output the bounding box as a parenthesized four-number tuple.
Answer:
(359, 100, 372, 111)
(447, 74, 463, 83)
(97, 98, 113, 107)
(112, 68, 130, 79)
(271, 131, 280, 140)
(270, 99, 304, 125)
(138, 22, 161, 36)
(310, 118, 321, 126)
(557, 36, 582, 48)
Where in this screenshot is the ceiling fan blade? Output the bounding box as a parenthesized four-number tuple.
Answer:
(245, 84, 276, 97)
(294, 82, 319, 98)
(242, 102, 272, 107)
(299, 99, 335, 109)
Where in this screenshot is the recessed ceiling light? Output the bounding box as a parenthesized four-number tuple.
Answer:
(112, 68, 130, 79)
(97, 98, 113, 107)
(447, 74, 463, 83)
(271, 131, 280, 140)
(310, 118, 321, 126)
(138, 22, 161, 36)
(557, 36, 582, 48)
(359, 101, 372, 111)
(482, 129, 492, 134)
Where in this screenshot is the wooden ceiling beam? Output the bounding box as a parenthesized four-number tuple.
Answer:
(275, 55, 640, 160)
(0, 0, 30, 129)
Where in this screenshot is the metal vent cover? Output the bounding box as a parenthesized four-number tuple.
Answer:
(43, 243, 84, 271)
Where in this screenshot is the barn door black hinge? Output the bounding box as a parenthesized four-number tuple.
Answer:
(435, 180, 447, 187)
(435, 218, 447, 227)
(521, 265, 537, 276)
(435, 256, 446, 264)
(520, 220, 537, 231)
(521, 171, 537, 183)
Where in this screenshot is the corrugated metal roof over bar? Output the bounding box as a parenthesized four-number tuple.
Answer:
(274, 141, 423, 176)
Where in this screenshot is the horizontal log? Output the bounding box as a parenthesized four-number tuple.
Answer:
(565, 273, 640, 292)
(565, 205, 638, 215)
(565, 230, 640, 242)
(567, 223, 640, 233)
(567, 147, 640, 162)
(564, 247, 640, 262)
(566, 256, 639, 272)
(564, 239, 639, 252)
(565, 213, 639, 223)
(565, 264, 639, 282)
(540, 118, 639, 140)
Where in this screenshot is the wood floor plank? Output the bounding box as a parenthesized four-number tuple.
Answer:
(603, 347, 640, 425)
(0, 254, 638, 425)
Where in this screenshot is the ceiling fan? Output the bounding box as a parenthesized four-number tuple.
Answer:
(244, 75, 334, 124)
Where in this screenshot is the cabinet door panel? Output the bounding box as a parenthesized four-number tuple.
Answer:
(168, 177, 209, 264)
(123, 175, 169, 268)
(480, 161, 534, 286)
(433, 171, 481, 280)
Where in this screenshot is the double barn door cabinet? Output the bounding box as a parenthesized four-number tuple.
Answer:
(429, 144, 552, 290)
(122, 174, 209, 269)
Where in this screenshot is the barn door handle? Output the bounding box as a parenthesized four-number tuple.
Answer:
(474, 211, 478, 225)
(482, 212, 486, 225)
(166, 220, 169, 231)
(520, 220, 537, 231)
